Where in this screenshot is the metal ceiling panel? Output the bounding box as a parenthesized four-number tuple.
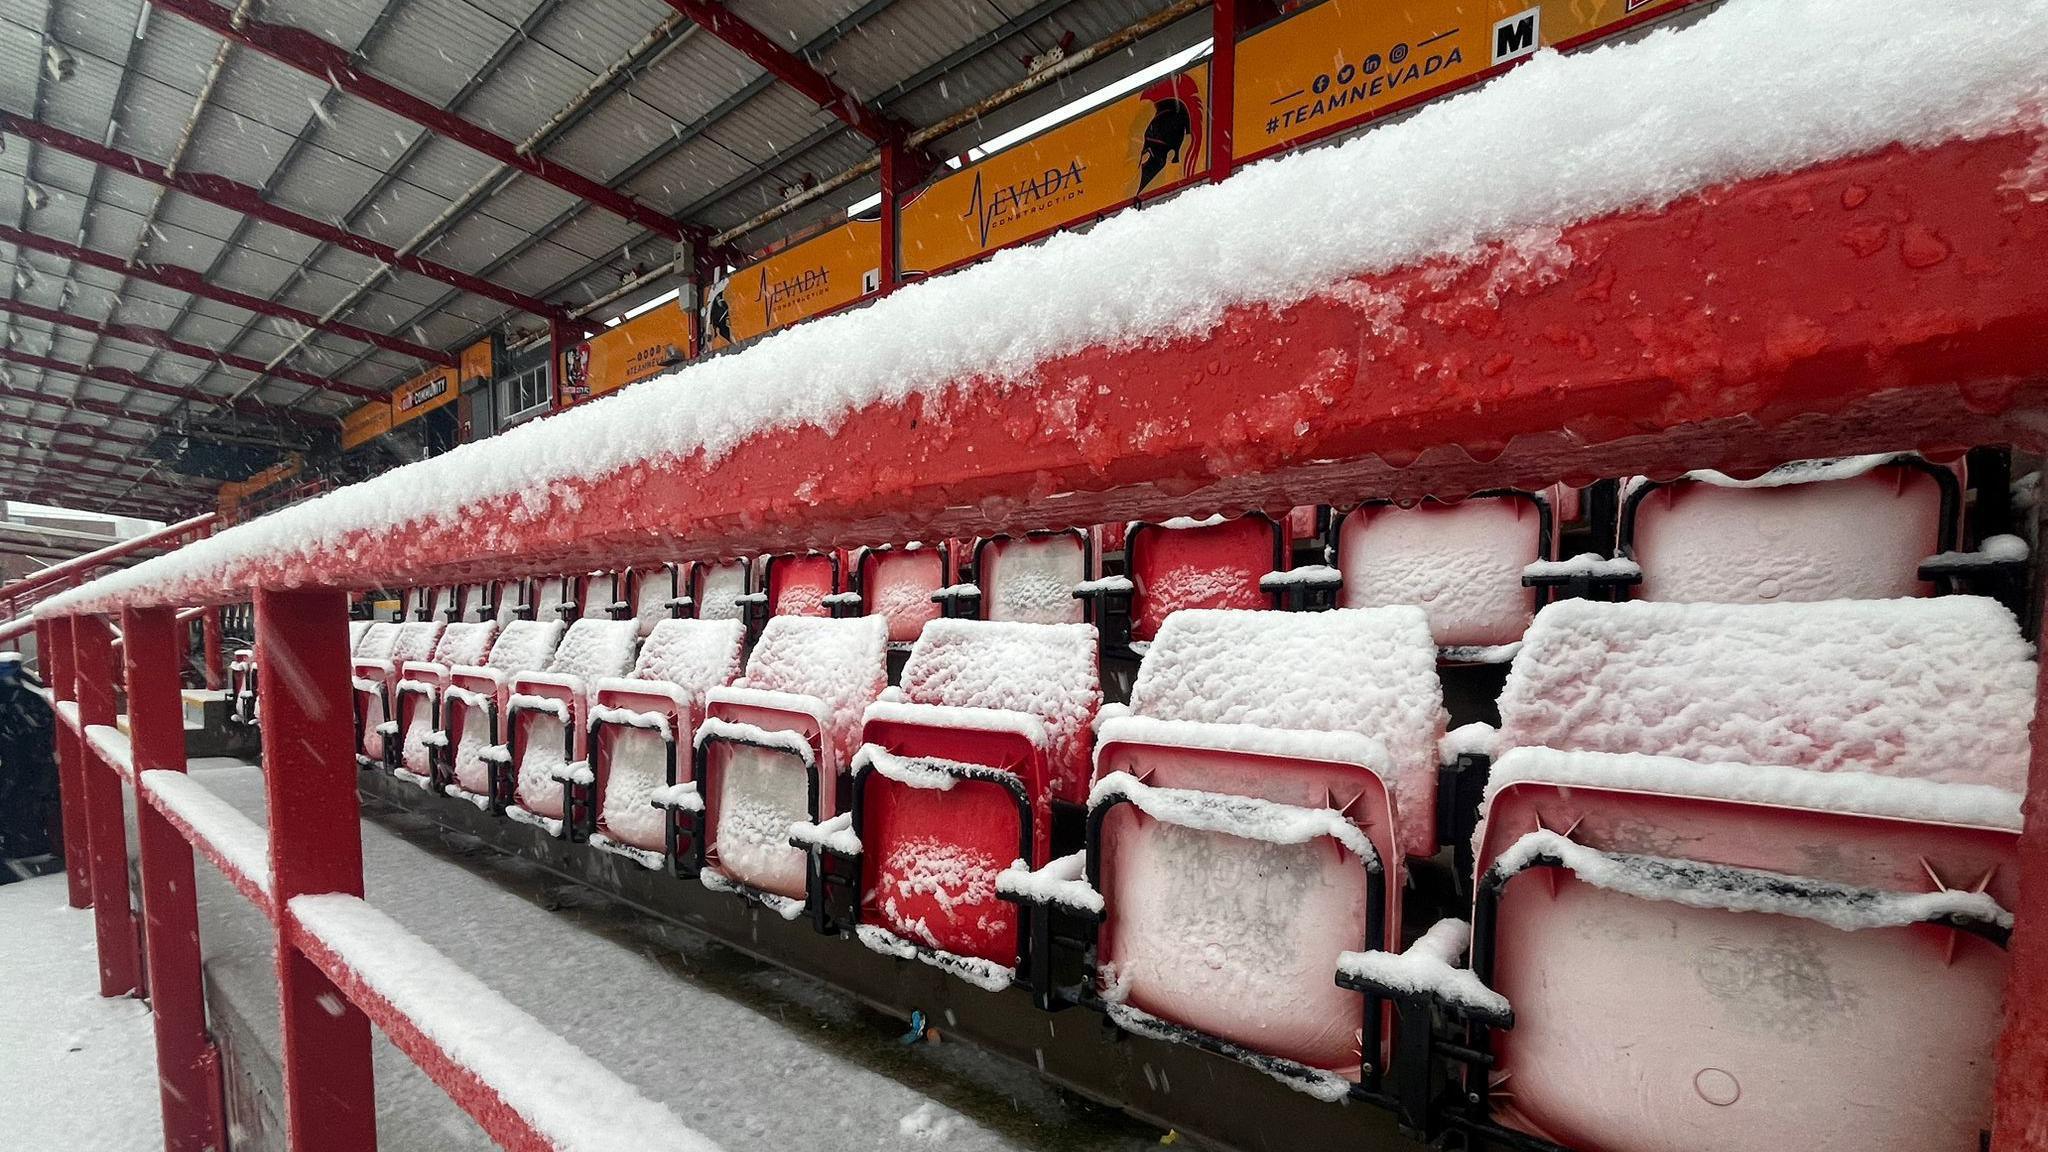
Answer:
(456, 36, 603, 147)
(252, 0, 387, 53)
(530, 0, 668, 74)
(356, 0, 518, 110)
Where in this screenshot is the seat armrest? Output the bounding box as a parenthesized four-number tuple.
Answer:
(931, 582, 983, 619)
(1335, 918, 1512, 1027)
(789, 812, 862, 862)
(996, 851, 1104, 920)
(821, 591, 864, 619)
(1072, 575, 1134, 655)
(1261, 565, 1344, 611)
(1521, 553, 1641, 600)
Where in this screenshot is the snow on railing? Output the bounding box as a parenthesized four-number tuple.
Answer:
(83, 724, 133, 783)
(35, 0, 2048, 618)
(139, 770, 275, 909)
(287, 894, 722, 1152)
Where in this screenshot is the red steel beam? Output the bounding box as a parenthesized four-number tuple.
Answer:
(0, 114, 575, 325)
(147, 0, 685, 243)
(37, 132, 2048, 608)
(0, 298, 380, 400)
(73, 614, 141, 997)
(661, 0, 909, 147)
(0, 224, 451, 369)
(42, 617, 91, 907)
(0, 348, 334, 428)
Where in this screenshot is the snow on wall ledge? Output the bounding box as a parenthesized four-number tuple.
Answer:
(43, 0, 2048, 615)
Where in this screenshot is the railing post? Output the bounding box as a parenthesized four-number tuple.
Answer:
(256, 586, 378, 1152)
(74, 612, 141, 997)
(43, 614, 92, 908)
(124, 606, 228, 1152)
(202, 606, 225, 690)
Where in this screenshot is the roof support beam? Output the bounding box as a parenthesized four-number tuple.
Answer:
(146, 0, 686, 242)
(0, 457, 194, 495)
(0, 348, 332, 428)
(0, 379, 158, 425)
(0, 225, 450, 370)
(0, 433, 182, 478)
(0, 113, 575, 325)
(2, 411, 153, 450)
(658, 0, 913, 149)
(0, 297, 377, 399)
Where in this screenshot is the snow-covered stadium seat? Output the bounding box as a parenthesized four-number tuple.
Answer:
(388, 621, 499, 786)
(348, 619, 372, 654)
(490, 578, 527, 627)
(577, 572, 618, 619)
(691, 616, 888, 921)
(438, 619, 566, 808)
(621, 565, 677, 636)
(837, 618, 1101, 992)
(1352, 596, 2032, 1151)
(686, 558, 750, 623)
(346, 619, 410, 765)
(1620, 454, 1956, 603)
(1334, 493, 1549, 659)
(229, 647, 258, 726)
(1112, 515, 1285, 647)
(950, 531, 1092, 625)
(529, 574, 582, 621)
(579, 618, 749, 865)
(757, 552, 838, 620)
(847, 545, 946, 645)
(1039, 607, 1445, 1098)
(404, 587, 431, 621)
(503, 619, 643, 834)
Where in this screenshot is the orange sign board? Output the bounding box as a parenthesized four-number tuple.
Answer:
(702, 219, 882, 352)
(558, 301, 694, 407)
(459, 338, 494, 387)
(1234, 0, 1693, 162)
(901, 64, 1210, 277)
(340, 402, 393, 451)
(390, 366, 458, 427)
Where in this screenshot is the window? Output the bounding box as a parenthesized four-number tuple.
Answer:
(497, 362, 551, 424)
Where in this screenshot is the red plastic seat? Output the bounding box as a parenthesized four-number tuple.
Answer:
(760, 552, 838, 619)
(685, 558, 750, 623)
(1621, 454, 1956, 603)
(1124, 515, 1284, 644)
(841, 618, 1101, 988)
(504, 619, 642, 832)
(581, 618, 749, 863)
(350, 618, 433, 768)
(693, 616, 888, 918)
(970, 531, 1091, 624)
(621, 565, 678, 636)
(1334, 493, 1549, 657)
(851, 545, 946, 644)
(1079, 607, 1445, 1096)
(1458, 596, 2034, 1152)
(489, 578, 527, 628)
(529, 574, 582, 621)
(439, 619, 565, 806)
(389, 621, 499, 784)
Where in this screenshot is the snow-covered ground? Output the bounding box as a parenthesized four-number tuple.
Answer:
(182, 762, 1162, 1152)
(0, 876, 163, 1151)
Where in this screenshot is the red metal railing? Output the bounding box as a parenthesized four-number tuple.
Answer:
(0, 513, 217, 647)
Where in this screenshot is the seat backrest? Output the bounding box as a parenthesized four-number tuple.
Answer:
(1497, 597, 2033, 790)
(1623, 455, 1953, 603)
(492, 579, 526, 627)
(631, 618, 747, 697)
(579, 572, 617, 619)
(483, 619, 565, 678)
(1126, 515, 1282, 642)
(691, 559, 749, 622)
(625, 566, 675, 636)
(355, 621, 403, 662)
(348, 620, 371, 654)
(389, 621, 445, 666)
(1128, 606, 1446, 856)
(897, 618, 1102, 804)
(1336, 494, 1546, 650)
(431, 621, 498, 668)
(544, 619, 641, 688)
(740, 615, 889, 768)
(403, 588, 429, 620)
(456, 583, 490, 622)
(766, 553, 836, 618)
(859, 547, 944, 643)
(976, 532, 1088, 624)
(531, 575, 576, 619)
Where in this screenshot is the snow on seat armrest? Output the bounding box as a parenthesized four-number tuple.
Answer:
(1071, 575, 1133, 596)
(286, 893, 720, 1152)
(1336, 918, 1509, 1025)
(648, 781, 703, 812)
(1520, 553, 1642, 586)
(931, 582, 982, 601)
(996, 851, 1102, 916)
(788, 811, 861, 858)
(1259, 565, 1344, 588)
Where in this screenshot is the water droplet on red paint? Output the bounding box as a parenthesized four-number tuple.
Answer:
(1840, 184, 1871, 210)
(1901, 225, 1951, 269)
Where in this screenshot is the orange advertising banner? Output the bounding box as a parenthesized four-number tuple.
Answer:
(340, 402, 392, 451)
(1234, 0, 1697, 162)
(558, 301, 694, 407)
(390, 366, 458, 427)
(459, 338, 494, 387)
(900, 64, 1210, 277)
(701, 219, 882, 353)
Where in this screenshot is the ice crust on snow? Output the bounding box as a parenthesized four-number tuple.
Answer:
(1497, 597, 2037, 791)
(356, 622, 402, 662)
(1486, 746, 2025, 831)
(486, 620, 565, 678)
(52, 0, 2048, 617)
(1336, 918, 1507, 1020)
(893, 618, 1101, 803)
(628, 618, 746, 699)
(287, 893, 721, 1152)
(1493, 828, 2013, 932)
(1126, 607, 1444, 856)
(432, 622, 499, 668)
